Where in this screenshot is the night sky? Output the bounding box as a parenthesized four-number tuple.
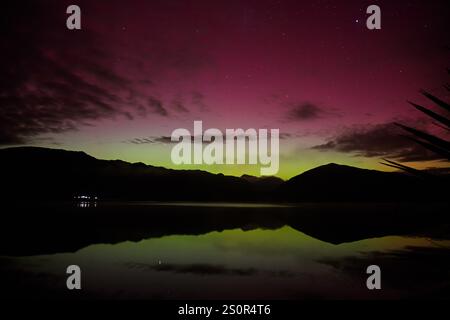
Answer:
(1, 0, 449, 178)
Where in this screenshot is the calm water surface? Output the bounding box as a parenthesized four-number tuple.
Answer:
(2, 202, 450, 299)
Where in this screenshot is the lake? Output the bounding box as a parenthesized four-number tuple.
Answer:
(1, 202, 450, 299)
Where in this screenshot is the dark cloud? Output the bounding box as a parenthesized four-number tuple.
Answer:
(279, 133, 294, 140)
(0, 2, 138, 144)
(127, 130, 275, 145)
(191, 91, 208, 111)
(153, 136, 176, 144)
(127, 135, 197, 145)
(0, 1, 208, 145)
(127, 135, 206, 145)
(127, 138, 155, 145)
(288, 103, 323, 120)
(0, 3, 109, 143)
(171, 98, 189, 113)
(286, 103, 341, 121)
(147, 97, 168, 117)
(125, 136, 171, 145)
(167, 92, 209, 113)
(312, 122, 445, 162)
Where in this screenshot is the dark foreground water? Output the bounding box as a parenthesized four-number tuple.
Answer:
(1, 202, 450, 299)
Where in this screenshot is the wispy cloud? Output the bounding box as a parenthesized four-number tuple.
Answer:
(285, 102, 341, 122)
(312, 121, 445, 162)
(0, 1, 210, 145)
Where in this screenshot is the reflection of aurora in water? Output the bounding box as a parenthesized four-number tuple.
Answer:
(4, 226, 450, 299)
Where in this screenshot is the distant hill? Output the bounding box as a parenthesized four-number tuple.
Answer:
(240, 174, 284, 192)
(278, 163, 445, 201)
(0, 147, 254, 201)
(0, 147, 446, 202)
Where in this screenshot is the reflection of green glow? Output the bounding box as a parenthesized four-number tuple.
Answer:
(23, 226, 450, 273)
(6, 226, 450, 299)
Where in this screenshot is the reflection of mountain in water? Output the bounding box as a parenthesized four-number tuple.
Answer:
(2, 226, 450, 299)
(1, 202, 449, 256)
(1, 146, 449, 256)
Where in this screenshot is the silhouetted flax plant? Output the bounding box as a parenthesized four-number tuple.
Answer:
(381, 69, 450, 174)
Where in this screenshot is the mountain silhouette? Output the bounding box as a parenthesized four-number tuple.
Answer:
(0, 147, 446, 202)
(279, 163, 446, 201)
(240, 174, 284, 192)
(1, 147, 449, 256)
(0, 146, 256, 201)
